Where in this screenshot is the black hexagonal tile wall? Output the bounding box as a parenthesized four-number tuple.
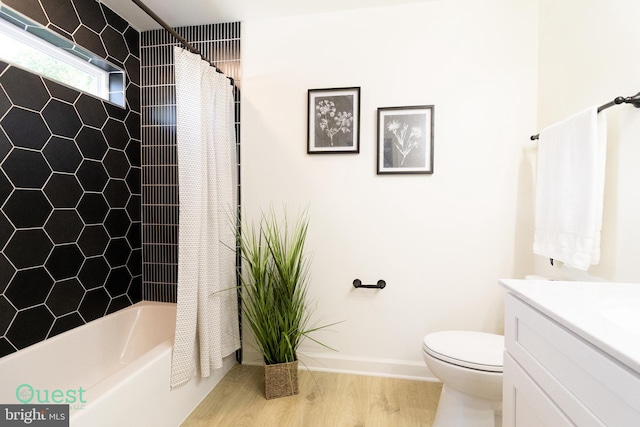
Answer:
(107, 295, 132, 314)
(0, 88, 10, 120)
(125, 111, 141, 140)
(0, 213, 14, 251)
(78, 287, 110, 322)
(76, 127, 108, 160)
(104, 149, 129, 178)
(127, 249, 141, 276)
(125, 140, 141, 168)
(73, 26, 107, 59)
(75, 95, 108, 128)
(124, 56, 140, 87)
(102, 26, 129, 64)
(46, 278, 84, 317)
(44, 79, 80, 104)
(0, 169, 11, 202)
(104, 102, 127, 121)
(78, 256, 109, 289)
(3, 149, 51, 188)
(101, 5, 128, 32)
(126, 195, 141, 221)
(2, 108, 51, 150)
(0, 295, 16, 336)
(103, 118, 129, 149)
(45, 244, 84, 280)
(43, 174, 83, 208)
(128, 275, 142, 303)
(0, 68, 49, 112)
(104, 179, 129, 208)
(105, 237, 129, 267)
(43, 137, 83, 173)
(5, 267, 53, 309)
(125, 167, 140, 193)
(77, 225, 109, 257)
(42, 100, 82, 138)
(126, 84, 140, 112)
(77, 160, 109, 191)
(0, 254, 16, 293)
(123, 27, 139, 55)
(77, 193, 109, 224)
(6, 305, 55, 350)
(0, 338, 16, 357)
(73, 0, 107, 33)
(105, 266, 130, 297)
(4, 190, 52, 228)
(40, 0, 80, 35)
(0, 0, 142, 354)
(0, 130, 10, 165)
(48, 312, 85, 338)
(44, 210, 83, 244)
(126, 221, 140, 248)
(4, 230, 53, 269)
(104, 209, 129, 237)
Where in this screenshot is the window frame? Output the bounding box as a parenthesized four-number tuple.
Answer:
(0, 17, 109, 100)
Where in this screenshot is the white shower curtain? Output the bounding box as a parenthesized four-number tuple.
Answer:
(170, 47, 240, 389)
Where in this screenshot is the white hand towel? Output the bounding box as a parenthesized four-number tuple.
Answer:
(533, 106, 607, 270)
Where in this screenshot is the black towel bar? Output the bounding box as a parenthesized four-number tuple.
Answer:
(530, 91, 640, 140)
(353, 279, 386, 289)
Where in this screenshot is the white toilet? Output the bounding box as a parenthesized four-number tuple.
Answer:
(422, 330, 504, 427)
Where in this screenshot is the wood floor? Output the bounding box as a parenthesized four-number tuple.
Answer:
(181, 364, 442, 427)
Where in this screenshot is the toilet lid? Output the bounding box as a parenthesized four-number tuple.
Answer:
(423, 331, 504, 372)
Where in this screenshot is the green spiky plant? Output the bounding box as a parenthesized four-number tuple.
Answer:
(238, 208, 334, 365)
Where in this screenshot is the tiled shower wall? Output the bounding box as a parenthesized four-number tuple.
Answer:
(0, 0, 141, 357)
(141, 23, 241, 302)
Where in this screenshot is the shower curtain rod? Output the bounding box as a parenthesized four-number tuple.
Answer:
(530, 91, 640, 140)
(130, 0, 233, 84)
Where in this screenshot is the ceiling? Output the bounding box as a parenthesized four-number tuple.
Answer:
(100, 0, 433, 31)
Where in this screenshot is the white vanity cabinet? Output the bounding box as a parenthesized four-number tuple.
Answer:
(500, 280, 640, 427)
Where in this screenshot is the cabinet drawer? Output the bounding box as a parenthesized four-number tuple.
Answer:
(505, 294, 640, 426)
(503, 353, 573, 427)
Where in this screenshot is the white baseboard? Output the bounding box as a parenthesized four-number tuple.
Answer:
(242, 349, 438, 382)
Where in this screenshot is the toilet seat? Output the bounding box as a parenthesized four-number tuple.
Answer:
(423, 331, 504, 373)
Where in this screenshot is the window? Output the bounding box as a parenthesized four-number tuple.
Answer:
(0, 9, 125, 107)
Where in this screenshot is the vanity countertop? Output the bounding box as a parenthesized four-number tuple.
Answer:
(500, 279, 640, 375)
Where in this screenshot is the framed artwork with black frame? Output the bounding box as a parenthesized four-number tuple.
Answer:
(307, 87, 360, 154)
(377, 105, 434, 174)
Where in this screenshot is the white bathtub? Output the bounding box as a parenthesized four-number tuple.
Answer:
(0, 301, 236, 426)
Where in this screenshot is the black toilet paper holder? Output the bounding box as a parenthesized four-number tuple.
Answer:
(352, 279, 386, 289)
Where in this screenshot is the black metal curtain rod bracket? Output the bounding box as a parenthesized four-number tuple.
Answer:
(530, 91, 640, 140)
(129, 0, 233, 84)
(352, 279, 386, 289)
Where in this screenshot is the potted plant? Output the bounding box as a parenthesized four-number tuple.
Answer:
(237, 208, 334, 399)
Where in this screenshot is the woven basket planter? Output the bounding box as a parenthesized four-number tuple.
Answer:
(264, 360, 299, 399)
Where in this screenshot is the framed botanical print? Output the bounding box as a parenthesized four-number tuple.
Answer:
(307, 87, 360, 154)
(377, 105, 434, 174)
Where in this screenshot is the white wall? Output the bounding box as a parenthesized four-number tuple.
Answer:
(241, 0, 538, 379)
(535, 0, 640, 282)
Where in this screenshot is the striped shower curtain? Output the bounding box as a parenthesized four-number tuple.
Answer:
(170, 46, 240, 389)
